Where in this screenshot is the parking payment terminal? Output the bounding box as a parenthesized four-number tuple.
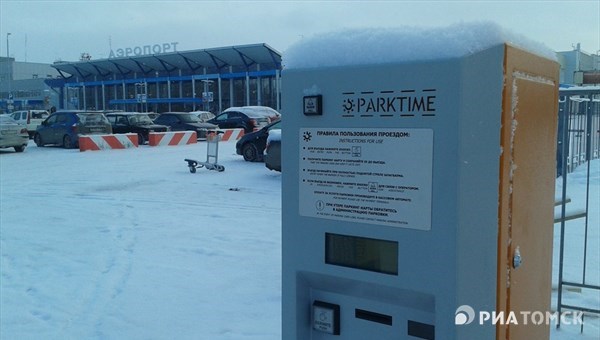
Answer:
(282, 28, 559, 340)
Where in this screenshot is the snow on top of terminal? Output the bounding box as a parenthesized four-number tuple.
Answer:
(283, 22, 557, 69)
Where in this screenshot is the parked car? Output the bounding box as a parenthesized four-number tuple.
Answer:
(236, 120, 281, 162)
(264, 129, 281, 172)
(0, 115, 29, 152)
(153, 112, 217, 139)
(105, 112, 169, 144)
(34, 111, 113, 149)
(190, 111, 215, 122)
(10, 109, 49, 138)
(208, 106, 281, 133)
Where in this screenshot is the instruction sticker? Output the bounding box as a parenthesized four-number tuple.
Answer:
(299, 128, 433, 230)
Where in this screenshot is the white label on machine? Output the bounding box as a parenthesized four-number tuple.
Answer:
(299, 128, 433, 230)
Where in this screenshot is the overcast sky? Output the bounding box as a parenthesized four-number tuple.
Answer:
(1, 0, 598, 64)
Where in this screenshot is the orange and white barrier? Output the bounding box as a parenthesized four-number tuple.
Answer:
(149, 131, 197, 146)
(79, 134, 138, 152)
(219, 129, 245, 142)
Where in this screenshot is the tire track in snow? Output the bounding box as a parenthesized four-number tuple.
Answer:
(62, 200, 138, 337)
(72, 192, 280, 214)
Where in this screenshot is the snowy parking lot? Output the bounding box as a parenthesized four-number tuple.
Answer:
(1, 140, 282, 339)
(1, 140, 598, 339)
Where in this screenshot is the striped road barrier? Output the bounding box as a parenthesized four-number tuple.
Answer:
(149, 131, 197, 146)
(79, 133, 138, 152)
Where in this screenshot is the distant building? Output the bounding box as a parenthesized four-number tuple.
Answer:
(0, 57, 61, 114)
(557, 43, 600, 86)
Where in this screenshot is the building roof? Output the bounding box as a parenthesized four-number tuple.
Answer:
(51, 43, 282, 79)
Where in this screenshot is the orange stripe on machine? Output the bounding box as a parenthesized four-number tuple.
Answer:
(149, 131, 197, 146)
(79, 134, 138, 152)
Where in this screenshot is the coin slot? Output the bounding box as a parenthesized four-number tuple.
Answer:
(354, 308, 393, 326)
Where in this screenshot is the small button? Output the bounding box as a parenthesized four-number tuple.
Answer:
(313, 300, 340, 335)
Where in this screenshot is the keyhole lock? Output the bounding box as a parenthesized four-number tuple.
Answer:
(513, 246, 523, 269)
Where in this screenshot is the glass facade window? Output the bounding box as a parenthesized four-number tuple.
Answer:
(158, 82, 168, 98)
(171, 103, 185, 112)
(261, 77, 275, 109)
(220, 78, 231, 109)
(158, 103, 171, 113)
(84, 86, 96, 110)
(249, 77, 258, 106)
(104, 85, 114, 108)
(183, 81, 193, 99)
(147, 82, 157, 99)
(171, 81, 181, 98)
(116, 83, 125, 100)
(61, 75, 279, 113)
(126, 83, 136, 101)
(233, 78, 246, 107)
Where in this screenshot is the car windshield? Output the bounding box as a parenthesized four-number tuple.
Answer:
(128, 115, 153, 125)
(0, 115, 18, 124)
(78, 113, 109, 125)
(178, 114, 200, 123)
(32, 111, 49, 119)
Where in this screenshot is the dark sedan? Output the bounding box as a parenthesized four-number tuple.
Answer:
(153, 112, 217, 139)
(105, 112, 169, 145)
(236, 120, 281, 162)
(207, 106, 280, 133)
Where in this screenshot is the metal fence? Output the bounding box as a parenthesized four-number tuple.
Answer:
(555, 87, 600, 331)
(557, 88, 600, 175)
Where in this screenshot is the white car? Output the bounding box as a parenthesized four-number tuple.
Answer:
(0, 115, 29, 152)
(10, 109, 49, 138)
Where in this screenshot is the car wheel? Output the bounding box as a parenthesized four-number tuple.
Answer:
(242, 143, 259, 162)
(14, 145, 26, 152)
(34, 133, 44, 147)
(63, 135, 74, 149)
(138, 133, 146, 145)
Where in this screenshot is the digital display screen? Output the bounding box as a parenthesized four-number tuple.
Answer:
(325, 233, 398, 275)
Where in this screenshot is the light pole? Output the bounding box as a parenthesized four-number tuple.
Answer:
(6, 32, 10, 58)
(135, 82, 147, 112)
(6, 32, 13, 113)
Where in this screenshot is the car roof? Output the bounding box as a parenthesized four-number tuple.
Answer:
(223, 106, 280, 117)
(54, 110, 103, 115)
(105, 112, 149, 115)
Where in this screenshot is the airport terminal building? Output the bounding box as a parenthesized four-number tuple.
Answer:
(45, 43, 282, 114)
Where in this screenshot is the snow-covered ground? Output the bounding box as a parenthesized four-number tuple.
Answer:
(1, 140, 598, 339)
(1, 141, 281, 339)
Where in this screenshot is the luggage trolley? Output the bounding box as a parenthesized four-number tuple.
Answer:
(184, 130, 225, 173)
